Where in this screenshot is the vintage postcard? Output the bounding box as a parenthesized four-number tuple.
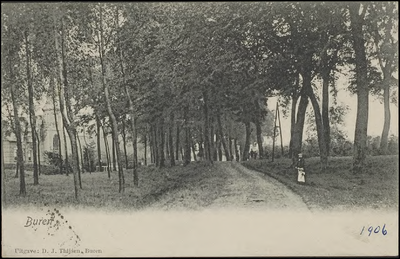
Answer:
(1, 2, 398, 257)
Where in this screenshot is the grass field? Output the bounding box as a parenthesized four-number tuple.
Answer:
(2, 162, 229, 211)
(3, 156, 398, 212)
(242, 155, 399, 211)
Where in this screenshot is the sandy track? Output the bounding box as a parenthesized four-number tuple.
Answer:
(207, 162, 310, 211)
(150, 161, 310, 212)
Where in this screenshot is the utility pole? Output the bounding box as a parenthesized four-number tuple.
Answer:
(272, 102, 278, 162)
(277, 103, 284, 156)
(272, 102, 284, 162)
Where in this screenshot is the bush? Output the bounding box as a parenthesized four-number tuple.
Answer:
(44, 151, 72, 175)
(264, 145, 290, 159)
(40, 165, 62, 175)
(83, 143, 96, 172)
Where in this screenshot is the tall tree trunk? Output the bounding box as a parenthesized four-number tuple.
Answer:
(349, 3, 369, 173)
(217, 115, 230, 161)
(51, 74, 63, 174)
(153, 124, 159, 166)
(159, 119, 166, 168)
(112, 135, 116, 171)
(211, 119, 217, 162)
(380, 84, 391, 153)
(175, 124, 180, 161)
(165, 130, 170, 162)
(144, 131, 147, 166)
(62, 124, 69, 176)
(228, 137, 234, 161)
(253, 99, 265, 159)
(216, 131, 222, 161)
(24, 30, 39, 185)
(122, 120, 129, 169)
(322, 70, 331, 157)
(102, 125, 111, 178)
(106, 115, 124, 189)
(183, 124, 191, 165)
(99, 6, 124, 191)
(169, 114, 175, 166)
(291, 71, 311, 164)
(199, 130, 204, 161)
(202, 91, 211, 162)
(180, 147, 184, 161)
(150, 125, 154, 164)
(96, 115, 103, 172)
(309, 90, 328, 169)
(60, 17, 80, 182)
(291, 96, 308, 163)
(149, 128, 154, 164)
(15, 162, 19, 179)
(183, 104, 191, 165)
(9, 55, 26, 196)
(77, 135, 84, 173)
(242, 121, 251, 161)
(184, 126, 191, 165)
(116, 8, 137, 186)
(191, 139, 197, 162)
(289, 93, 299, 159)
(54, 14, 79, 200)
(234, 138, 240, 162)
(255, 119, 264, 159)
(36, 130, 41, 175)
(76, 136, 83, 188)
(132, 117, 138, 185)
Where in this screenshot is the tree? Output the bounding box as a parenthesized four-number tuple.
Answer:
(115, 5, 139, 185)
(2, 4, 27, 196)
(368, 2, 398, 153)
(348, 3, 370, 173)
(96, 4, 125, 192)
(53, 4, 81, 199)
(50, 74, 63, 175)
(262, 3, 351, 169)
(22, 11, 40, 185)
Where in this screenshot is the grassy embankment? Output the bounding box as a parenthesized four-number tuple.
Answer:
(242, 155, 399, 211)
(3, 162, 228, 211)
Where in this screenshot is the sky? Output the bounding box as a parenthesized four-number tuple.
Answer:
(267, 79, 398, 146)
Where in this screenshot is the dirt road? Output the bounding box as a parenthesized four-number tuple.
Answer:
(150, 161, 309, 211)
(207, 162, 309, 211)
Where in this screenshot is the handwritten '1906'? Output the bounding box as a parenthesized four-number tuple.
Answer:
(360, 224, 387, 236)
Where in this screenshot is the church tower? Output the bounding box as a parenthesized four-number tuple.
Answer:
(41, 96, 68, 160)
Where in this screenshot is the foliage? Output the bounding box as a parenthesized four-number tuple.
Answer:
(1, 2, 398, 184)
(83, 142, 96, 172)
(43, 151, 72, 175)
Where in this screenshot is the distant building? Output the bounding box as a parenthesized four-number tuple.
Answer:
(3, 130, 33, 164)
(3, 98, 150, 167)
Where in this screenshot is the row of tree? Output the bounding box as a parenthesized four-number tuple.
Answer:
(1, 2, 398, 200)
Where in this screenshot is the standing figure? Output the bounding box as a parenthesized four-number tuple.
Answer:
(296, 153, 306, 183)
(250, 150, 254, 160)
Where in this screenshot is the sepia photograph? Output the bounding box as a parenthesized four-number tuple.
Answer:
(1, 2, 398, 257)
